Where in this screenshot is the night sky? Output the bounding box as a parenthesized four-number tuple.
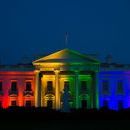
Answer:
(0, 0, 130, 64)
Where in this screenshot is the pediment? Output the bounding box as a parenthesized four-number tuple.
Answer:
(33, 48, 99, 64)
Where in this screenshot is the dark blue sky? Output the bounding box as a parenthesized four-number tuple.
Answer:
(0, 0, 130, 64)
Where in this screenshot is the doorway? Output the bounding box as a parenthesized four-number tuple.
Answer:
(47, 100, 53, 109)
(81, 100, 87, 109)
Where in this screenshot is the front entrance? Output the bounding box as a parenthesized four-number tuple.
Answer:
(81, 100, 87, 109)
(47, 100, 53, 109)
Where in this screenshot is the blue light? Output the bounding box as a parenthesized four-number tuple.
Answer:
(98, 71, 130, 110)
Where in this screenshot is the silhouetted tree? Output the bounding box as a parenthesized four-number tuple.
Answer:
(62, 86, 70, 112)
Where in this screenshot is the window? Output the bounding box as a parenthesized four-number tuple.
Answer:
(25, 101, 31, 107)
(0, 82, 2, 91)
(117, 80, 124, 94)
(118, 100, 123, 110)
(11, 101, 17, 106)
(0, 101, 2, 108)
(80, 81, 87, 94)
(103, 100, 108, 108)
(64, 81, 69, 91)
(102, 80, 109, 94)
(47, 81, 53, 92)
(25, 82, 32, 91)
(11, 82, 17, 91)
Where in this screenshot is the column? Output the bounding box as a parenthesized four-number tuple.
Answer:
(95, 72, 99, 109)
(75, 71, 79, 109)
(55, 70, 60, 110)
(35, 70, 41, 107)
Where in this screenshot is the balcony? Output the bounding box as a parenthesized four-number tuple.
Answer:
(9, 90, 18, 96)
(23, 91, 33, 96)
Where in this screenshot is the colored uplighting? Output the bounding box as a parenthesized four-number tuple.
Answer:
(99, 71, 130, 110)
(0, 71, 35, 108)
(0, 49, 130, 111)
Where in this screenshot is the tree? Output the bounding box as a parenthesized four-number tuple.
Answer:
(61, 86, 70, 112)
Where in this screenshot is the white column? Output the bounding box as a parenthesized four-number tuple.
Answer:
(35, 70, 41, 107)
(55, 70, 60, 110)
(75, 71, 79, 109)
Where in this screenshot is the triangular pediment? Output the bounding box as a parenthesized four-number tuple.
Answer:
(33, 48, 99, 64)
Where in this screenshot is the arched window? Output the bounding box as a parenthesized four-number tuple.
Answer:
(0, 82, 2, 92)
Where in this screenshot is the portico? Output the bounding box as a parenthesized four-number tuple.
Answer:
(33, 49, 100, 110)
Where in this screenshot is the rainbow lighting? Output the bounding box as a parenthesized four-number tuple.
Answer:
(99, 71, 130, 110)
(0, 48, 130, 111)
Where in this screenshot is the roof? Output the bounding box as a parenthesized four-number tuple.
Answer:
(33, 48, 100, 64)
(0, 64, 34, 71)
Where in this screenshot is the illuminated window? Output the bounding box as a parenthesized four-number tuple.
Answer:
(11, 82, 17, 91)
(0, 82, 2, 92)
(47, 81, 53, 93)
(117, 80, 124, 94)
(80, 81, 87, 94)
(25, 82, 32, 91)
(118, 100, 123, 110)
(102, 80, 109, 94)
(64, 81, 69, 91)
(25, 101, 31, 107)
(103, 100, 108, 108)
(11, 101, 17, 106)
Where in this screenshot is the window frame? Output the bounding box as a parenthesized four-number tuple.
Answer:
(10, 81, 17, 92)
(80, 81, 87, 94)
(25, 81, 32, 91)
(116, 80, 124, 95)
(47, 81, 53, 92)
(102, 80, 110, 95)
(11, 100, 17, 106)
